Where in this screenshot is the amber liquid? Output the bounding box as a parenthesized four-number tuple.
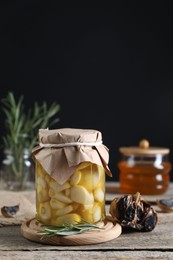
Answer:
(118, 161, 171, 195)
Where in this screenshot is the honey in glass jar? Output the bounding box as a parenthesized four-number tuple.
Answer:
(118, 139, 171, 195)
(32, 128, 112, 225)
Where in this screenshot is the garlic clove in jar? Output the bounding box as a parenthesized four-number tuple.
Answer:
(71, 185, 94, 205)
(55, 213, 81, 225)
(38, 202, 51, 222)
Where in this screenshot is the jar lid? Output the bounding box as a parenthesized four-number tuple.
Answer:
(119, 139, 170, 156)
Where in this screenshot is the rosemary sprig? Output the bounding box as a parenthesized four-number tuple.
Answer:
(1, 92, 60, 189)
(1, 92, 61, 152)
(39, 220, 102, 240)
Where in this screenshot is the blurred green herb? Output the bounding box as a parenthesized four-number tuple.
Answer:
(1, 91, 60, 189)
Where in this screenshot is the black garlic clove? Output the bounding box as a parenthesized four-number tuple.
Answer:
(1, 204, 20, 218)
(156, 198, 173, 213)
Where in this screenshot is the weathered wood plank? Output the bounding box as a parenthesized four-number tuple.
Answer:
(0, 210, 172, 251)
(1, 250, 173, 260)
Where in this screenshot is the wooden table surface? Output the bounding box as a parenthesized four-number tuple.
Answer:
(0, 182, 173, 260)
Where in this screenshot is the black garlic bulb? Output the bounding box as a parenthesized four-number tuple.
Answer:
(109, 192, 158, 232)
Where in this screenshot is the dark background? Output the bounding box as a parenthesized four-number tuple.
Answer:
(1, 1, 173, 182)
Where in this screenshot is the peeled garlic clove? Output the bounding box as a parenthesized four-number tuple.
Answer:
(55, 213, 81, 225)
(37, 188, 50, 203)
(53, 192, 72, 204)
(50, 198, 66, 209)
(92, 164, 102, 189)
(71, 185, 94, 205)
(94, 188, 105, 202)
(78, 169, 93, 192)
(93, 203, 102, 223)
(79, 164, 101, 191)
(49, 180, 70, 193)
(79, 204, 94, 223)
(70, 171, 81, 185)
(38, 202, 51, 222)
(55, 205, 73, 217)
(76, 162, 91, 170)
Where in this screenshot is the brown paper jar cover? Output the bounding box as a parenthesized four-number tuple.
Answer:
(32, 128, 112, 184)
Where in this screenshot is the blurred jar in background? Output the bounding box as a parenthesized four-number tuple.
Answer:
(118, 139, 172, 195)
(0, 148, 34, 191)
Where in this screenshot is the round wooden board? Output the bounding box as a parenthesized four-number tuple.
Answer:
(20, 217, 122, 245)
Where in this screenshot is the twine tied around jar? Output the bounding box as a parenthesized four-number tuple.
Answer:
(39, 140, 103, 148)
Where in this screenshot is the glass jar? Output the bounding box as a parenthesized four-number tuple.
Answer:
(0, 148, 34, 190)
(118, 139, 172, 195)
(32, 128, 112, 225)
